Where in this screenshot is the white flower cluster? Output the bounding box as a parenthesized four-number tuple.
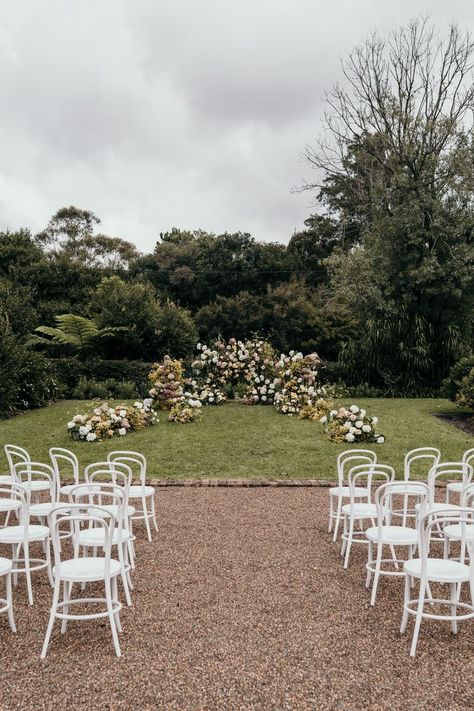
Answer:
(325, 404, 385, 443)
(67, 400, 157, 442)
(273, 351, 323, 415)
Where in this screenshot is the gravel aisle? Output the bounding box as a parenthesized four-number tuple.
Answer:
(1, 489, 472, 711)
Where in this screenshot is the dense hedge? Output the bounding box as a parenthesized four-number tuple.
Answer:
(51, 358, 152, 398)
(443, 355, 474, 410)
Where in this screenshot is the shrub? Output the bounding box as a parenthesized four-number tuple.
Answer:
(443, 356, 474, 406)
(454, 368, 474, 411)
(51, 359, 152, 397)
(0, 327, 59, 417)
(71, 377, 138, 400)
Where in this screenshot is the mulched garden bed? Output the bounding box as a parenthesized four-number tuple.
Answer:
(435, 411, 474, 437)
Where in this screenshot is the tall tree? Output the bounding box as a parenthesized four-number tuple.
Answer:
(303, 19, 474, 389)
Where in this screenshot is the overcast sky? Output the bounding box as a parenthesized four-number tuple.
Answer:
(0, 1, 473, 251)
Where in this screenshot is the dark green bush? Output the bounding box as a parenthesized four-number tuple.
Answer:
(442, 356, 474, 403)
(71, 377, 138, 400)
(0, 329, 59, 417)
(51, 358, 152, 398)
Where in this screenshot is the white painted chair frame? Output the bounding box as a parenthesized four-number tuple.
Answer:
(401, 508, 474, 657)
(389, 448, 440, 525)
(41, 502, 123, 658)
(366, 480, 428, 606)
(49, 448, 80, 498)
(341, 464, 395, 569)
(107, 451, 158, 542)
(329, 449, 377, 543)
(0, 557, 16, 632)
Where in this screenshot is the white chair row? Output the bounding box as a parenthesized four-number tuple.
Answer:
(328, 447, 474, 656)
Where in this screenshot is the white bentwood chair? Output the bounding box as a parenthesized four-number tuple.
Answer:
(0, 482, 51, 605)
(401, 508, 474, 657)
(41, 501, 124, 658)
(446, 449, 474, 504)
(365, 480, 428, 606)
(107, 451, 158, 542)
(329, 449, 377, 543)
(49, 448, 81, 499)
(389, 448, 440, 525)
(341, 464, 395, 569)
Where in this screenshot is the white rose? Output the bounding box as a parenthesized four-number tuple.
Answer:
(330, 410, 338, 417)
(349, 405, 359, 414)
(319, 415, 327, 424)
(118, 428, 127, 436)
(346, 433, 355, 442)
(86, 432, 97, 442)
(362, 425, 371, 433)
(355, 420, 363, 428)
(134, 401, 143, 409)
(261, 395, 267, 401)
(372, 417, 378, 425)
(376, 436, 385, 444)
(67, 421, 75, 429)
(360, 409, 366, 418)
(196, 343, 202, 350)
(119, 409, 127, 418)
(79, 426, 89, 436)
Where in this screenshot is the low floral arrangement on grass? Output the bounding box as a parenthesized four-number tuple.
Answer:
(322, 404, 385, 444)
(67, 400, 157, 441)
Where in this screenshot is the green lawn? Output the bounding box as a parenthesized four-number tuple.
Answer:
(0, 399, 471, 480)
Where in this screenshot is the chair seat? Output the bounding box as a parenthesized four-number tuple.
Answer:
(60, 483, 96, 497)
(0, 474, 14, 483)
(390, 483, 426, 495)
(415, 502, 460, 513)
(0, 524, 49, 544)
(54, 557, 122, 582)
(0, 557, 12, 575)
(330, 486, 368, 497)
(0, 499, 21, 513)
(342, 503, 378, 518)
(30, 502, 69, 517)
(22, 481, 50, 492)
(444, 524, 474, 541)
(77, 527, 133, 546)
(446, 482, 464, 493)
(97, 504, 136, 518)
(129, 485, 155, 498)
(404, 558, 470, 583)
(366, 525, 418, 545)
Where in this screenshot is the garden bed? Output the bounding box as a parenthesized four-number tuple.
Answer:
(434, 412, 474, 437)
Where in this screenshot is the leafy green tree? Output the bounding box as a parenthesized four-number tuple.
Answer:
(303, 19, 474, 389)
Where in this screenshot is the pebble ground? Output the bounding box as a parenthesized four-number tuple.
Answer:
(1, 488, 473, 711)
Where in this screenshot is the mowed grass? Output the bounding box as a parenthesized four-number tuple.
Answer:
(0, 399, 471, 480)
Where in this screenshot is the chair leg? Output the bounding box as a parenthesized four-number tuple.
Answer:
(151, 494, 159, 533)
(400, 574, 411, 634)
(450, 582, 458, 635)
(46, 538, 54, 587)
(340, 514, 347, 556)
(61, 581, 71, 634)
(5, 572, 16, 633)
(105, 577, 121, 657)
(344, 518, 354, 570)
(410, 580, 427, 657)
(112, 576, 122, 633)
(333, 497, 343, 543)
(118, 543, 132, 607)
(370, 541, 383, 606)
(24, 540, 33, 606)
(143, 495, 152, 542)
(366, 541, 373, 589)
(328, 494, 334, 533)
(41, 578, 61, 659)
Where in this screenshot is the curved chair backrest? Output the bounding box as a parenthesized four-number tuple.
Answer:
(0, 482, 29, 524)
(4, 445, 30, 476)
(84, 461, 132, 488)
(460, 483, 474, 509)
(107, 451, 146, 485)
(462, 448, 474, 469)
(419, 508, 474, 571)
(428, 462, 473, 505)
(337, 449, 377, 486)
(13, 461, 59, 502)
(404, 448, 441, 481)
(376, 480, 429, 526)
(49, 448, 80, 486)
(348, 463, 395, 506)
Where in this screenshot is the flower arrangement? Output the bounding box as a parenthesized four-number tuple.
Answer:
(148, 356, 186, 410)
(168, 402, 202, 423)
(67, 400, 157, 441)
(273, 351, 325, 415)
(323, 404, 385, 443)
(191, 337, 278, 405)
(299, 398, 333, 422)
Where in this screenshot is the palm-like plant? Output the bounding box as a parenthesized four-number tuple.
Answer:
(33, 314, 126, 355)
